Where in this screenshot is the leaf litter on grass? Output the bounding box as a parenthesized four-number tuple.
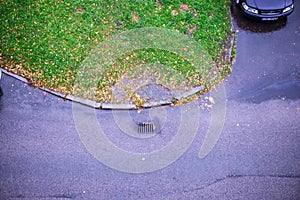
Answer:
(0, 0, 232, 104)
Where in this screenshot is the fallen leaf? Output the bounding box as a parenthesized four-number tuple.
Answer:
(171, 10, 178, 16)
(180, 3, 189, 12)
(131, 12, 139, 22)
(186, 25, 197, 35)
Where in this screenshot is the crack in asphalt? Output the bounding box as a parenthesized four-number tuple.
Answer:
(48, 193, 77, 199)
(183, 174, 300, 194)
(182, 177, 228, 193)
(9, 193, 78, 199)
(227, 174, 300, 179)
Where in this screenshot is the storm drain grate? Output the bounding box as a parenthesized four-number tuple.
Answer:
(138, 122, 155, 133)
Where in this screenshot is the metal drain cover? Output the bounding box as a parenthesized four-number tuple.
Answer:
(138, 122, 155, 133)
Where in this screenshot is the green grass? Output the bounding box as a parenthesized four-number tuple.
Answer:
(0, 0, 232, 102)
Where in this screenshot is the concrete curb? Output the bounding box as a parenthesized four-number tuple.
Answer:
(228, 6, 236, 64)
(66, 95, 102, 109)
(0, 6, 236, 110)
(40, 87, 67, 99)
(102, 103, 137, 110)
(174, 86, 205, 101)
(141, 100, 173, 108)
(2, 69, 29, 84)
(1, 68, 205, 110)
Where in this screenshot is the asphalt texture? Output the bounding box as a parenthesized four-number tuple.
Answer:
(0, 3, 300, 200)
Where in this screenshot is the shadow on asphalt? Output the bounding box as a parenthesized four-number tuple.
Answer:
(230, 4, 287, 33)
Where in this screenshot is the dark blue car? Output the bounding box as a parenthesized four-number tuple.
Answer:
(235, 0, 294, 20)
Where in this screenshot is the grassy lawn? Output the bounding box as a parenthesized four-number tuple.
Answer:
(0, 0, 232, 103)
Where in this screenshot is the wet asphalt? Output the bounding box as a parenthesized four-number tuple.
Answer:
(0, 2, 299, 200)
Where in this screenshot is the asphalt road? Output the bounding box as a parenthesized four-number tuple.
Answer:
(0, 3, 299, 200)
